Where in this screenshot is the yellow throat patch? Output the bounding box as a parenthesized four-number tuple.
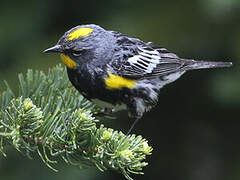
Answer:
(60, 54, 77, 69)
(104, 73, 137, 90)
(68, 28, 93, 40)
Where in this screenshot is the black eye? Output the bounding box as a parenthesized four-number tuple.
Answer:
(72, 50, 83, 57)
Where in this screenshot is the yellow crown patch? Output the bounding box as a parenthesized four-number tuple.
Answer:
(68, 28, 93, 40)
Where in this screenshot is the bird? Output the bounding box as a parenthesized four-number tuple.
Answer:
(44, 24, 232, 135)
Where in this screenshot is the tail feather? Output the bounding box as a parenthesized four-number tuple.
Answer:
(183, 59, 233, 71)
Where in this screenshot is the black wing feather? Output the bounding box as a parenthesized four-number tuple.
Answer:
(110, 32, 185, 79)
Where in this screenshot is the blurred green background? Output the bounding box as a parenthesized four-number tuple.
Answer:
(0, 0, 239, 180)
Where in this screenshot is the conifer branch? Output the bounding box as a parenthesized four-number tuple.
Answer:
(0, 64, 152, 180)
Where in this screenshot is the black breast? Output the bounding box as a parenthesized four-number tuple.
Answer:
(66, 66, 133, 106)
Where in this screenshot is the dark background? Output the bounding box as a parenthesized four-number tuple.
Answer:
(0, 0, 239, 180)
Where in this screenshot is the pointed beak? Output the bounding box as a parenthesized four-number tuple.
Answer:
(43, 44, 63, 53)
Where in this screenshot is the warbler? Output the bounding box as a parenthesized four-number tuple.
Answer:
(44, 24, 232, 134)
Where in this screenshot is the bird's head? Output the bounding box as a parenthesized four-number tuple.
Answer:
(44, 24, 109, 69)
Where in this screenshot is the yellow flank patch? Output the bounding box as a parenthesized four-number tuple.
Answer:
(60, 54, 77, 69)
(68, 28, 93, 40)
(104, 73, 136, 90)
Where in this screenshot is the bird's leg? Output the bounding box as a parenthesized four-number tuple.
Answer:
(127, 117, 140, 135)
